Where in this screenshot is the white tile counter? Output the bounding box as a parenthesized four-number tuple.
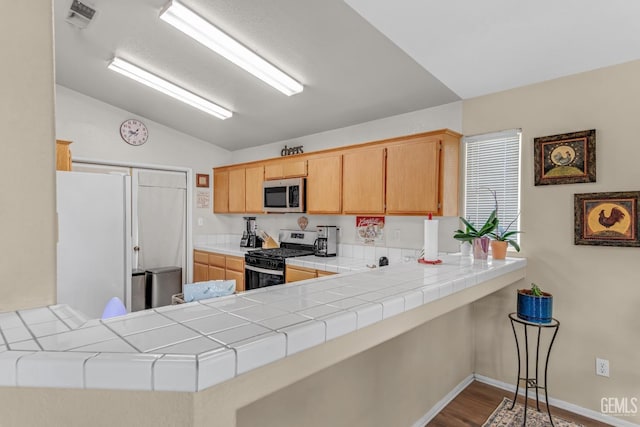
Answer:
(0, 255, 525, 393)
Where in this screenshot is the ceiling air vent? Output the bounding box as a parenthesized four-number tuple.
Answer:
(65, 0, 96, 29)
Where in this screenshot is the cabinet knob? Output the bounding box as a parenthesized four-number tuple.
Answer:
(133, 246, 140, 252)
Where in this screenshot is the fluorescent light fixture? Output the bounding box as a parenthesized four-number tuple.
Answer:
(160, 0, 303, 96)
(107, 57, 232, 120)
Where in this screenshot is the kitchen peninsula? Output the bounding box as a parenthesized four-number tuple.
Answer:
(0, 255, 525, 426)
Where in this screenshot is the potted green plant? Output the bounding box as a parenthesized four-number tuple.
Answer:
(453, 210, 498, 260)
(517, 283, 553, 323)
(489, 215, 521, 260)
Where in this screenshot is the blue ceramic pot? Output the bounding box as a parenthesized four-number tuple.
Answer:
(517, 290, 553, 323)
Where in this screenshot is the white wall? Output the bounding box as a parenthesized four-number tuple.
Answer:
(55, 85, 233, 234)
(224, 102, 463, 252)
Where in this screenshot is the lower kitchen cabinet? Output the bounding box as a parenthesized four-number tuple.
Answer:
(285, 265, 336, 283)
(193, 250, 245, 292)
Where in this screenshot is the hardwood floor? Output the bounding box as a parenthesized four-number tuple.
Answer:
(426, 381, 612, 427)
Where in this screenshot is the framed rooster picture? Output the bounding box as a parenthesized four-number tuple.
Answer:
(534, 129, 596, 185)
(574, 191, 640, 247)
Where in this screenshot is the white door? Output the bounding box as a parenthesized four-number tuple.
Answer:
(56, 172, 132, 318)
(132, 169, 187, 283)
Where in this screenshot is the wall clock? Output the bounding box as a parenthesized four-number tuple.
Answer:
(120, 119, 148, 146)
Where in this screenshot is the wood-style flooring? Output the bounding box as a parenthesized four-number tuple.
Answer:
(426, 381, 612, 427)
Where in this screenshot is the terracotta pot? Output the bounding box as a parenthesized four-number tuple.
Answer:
(491, 240, 508, 260)
(472, 236, 490, 260)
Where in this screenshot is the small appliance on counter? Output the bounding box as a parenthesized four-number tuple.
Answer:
(314, 225, 338, 257)
(240, 216, 263, 248)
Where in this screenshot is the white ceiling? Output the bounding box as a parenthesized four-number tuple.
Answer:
(55, 0, 640, 151)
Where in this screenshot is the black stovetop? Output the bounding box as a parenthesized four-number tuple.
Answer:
(247, 247, 314, 260)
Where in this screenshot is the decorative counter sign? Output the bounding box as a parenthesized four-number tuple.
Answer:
(281, 145, 304, 156)
(356, 216, 385, 244)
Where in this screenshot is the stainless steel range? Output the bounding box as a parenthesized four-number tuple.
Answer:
(244, 229, 317, 290)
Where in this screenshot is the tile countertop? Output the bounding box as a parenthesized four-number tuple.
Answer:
(0, 255, 526, 393)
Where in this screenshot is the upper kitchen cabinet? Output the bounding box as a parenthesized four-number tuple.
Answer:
(307, 155, 342, 214)
(228, 168, 246, 213)
(386, 136, 439, 214)
(264, 158, 307, 180)
(245, 165, 264, 213)
(56, 140, 72, 171)
(386, 131, 460, 216)
(342, 147, 385, 214)
(213, 169, 229, 213)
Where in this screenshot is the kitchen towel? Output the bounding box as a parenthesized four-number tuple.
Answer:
(423, 218, 439, 261)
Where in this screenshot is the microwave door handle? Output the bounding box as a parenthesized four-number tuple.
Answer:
(245, 265, 284, 276)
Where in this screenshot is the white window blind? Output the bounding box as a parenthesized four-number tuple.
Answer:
(464, 129, 521, 240)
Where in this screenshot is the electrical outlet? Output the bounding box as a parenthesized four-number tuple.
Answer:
(596, 358, 610, 377)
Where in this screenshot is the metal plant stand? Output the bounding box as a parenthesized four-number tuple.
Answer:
(508, 313, 560, 426)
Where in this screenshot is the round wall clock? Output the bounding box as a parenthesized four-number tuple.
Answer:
(120, 119, 148, 146)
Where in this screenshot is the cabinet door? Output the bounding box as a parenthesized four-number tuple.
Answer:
(307, 155, 342, 214)
(245, 165, 264, 213)
(228, 168, 246, 213)
(342, 147, 385, 214)
(386, 137, 440, 214)
(225, 269, 244, 293)
(56, 140, 72, 171)
(225, 255, 244, 273)
(282, 160, 307, 178)
(285, 265, 317, 283)
(264, 159, 307, 180)
(208, 265, 225, 281)
(213, 169, 229, 213)
(316, 270, 336, 277)
(193, 262, 209, 282)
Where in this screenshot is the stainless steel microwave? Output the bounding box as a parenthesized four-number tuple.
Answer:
(263, 178, 305, 213)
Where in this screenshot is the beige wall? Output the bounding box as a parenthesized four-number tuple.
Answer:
(234, 307, 473, 427)
(0, 1, 56, 310)
(467, 60, 640, 423)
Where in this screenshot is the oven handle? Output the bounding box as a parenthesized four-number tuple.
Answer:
(245, 264, 284, 276)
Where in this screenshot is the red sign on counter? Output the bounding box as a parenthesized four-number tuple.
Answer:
(356, 216, 385, 244)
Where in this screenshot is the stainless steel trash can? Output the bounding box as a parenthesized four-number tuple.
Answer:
(146, 267, 182, 308)
(131, 268, 147, 312)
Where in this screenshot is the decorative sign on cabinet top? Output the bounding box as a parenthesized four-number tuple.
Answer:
(281, 145, 304, 156)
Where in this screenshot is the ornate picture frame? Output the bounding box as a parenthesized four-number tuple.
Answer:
(574, 191, 640, 247)
(196, 173, 210, 188)
(534, 129, 596, 186)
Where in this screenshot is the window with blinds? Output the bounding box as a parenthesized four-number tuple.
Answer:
(463, 129, 521, 242)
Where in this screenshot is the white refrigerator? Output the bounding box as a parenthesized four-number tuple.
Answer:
(56, 171, 132, 319)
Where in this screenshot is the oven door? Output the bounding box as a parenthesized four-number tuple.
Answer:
(245, 265, 285, 290)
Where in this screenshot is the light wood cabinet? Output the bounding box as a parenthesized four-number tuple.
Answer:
(245, 165, 264, 213)
(213, 169, 229, 213)
(56, 140, 72, 171)
(307, 155, 342, 214)
(316, 270, 337, 278)
(386, 136, 440, 215)
(342, 147, 385, 214)
(285, 265, 337, 283)
(208, 265, 225, 280)
(193, 250, 245, 292)
(264, 159, 307, 180)
(228, 168, 246, 213)
(212, 129, 460, 216)
(285, 265, 318, 283)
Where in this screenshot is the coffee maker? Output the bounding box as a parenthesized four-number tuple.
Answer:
(314, 225, 338, 257)
(240, 217, 262, 248)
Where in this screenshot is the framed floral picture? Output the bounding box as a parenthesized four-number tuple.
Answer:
(574, 191, 640, 247)
(534, 129, 596, 185)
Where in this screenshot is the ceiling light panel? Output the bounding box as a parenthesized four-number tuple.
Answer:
(160, 0, 303, 96)
(107, 57, 232, 120)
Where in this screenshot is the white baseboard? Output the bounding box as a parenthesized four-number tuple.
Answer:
(474, 374, 640, 427)
(411, 374, 474, 427)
